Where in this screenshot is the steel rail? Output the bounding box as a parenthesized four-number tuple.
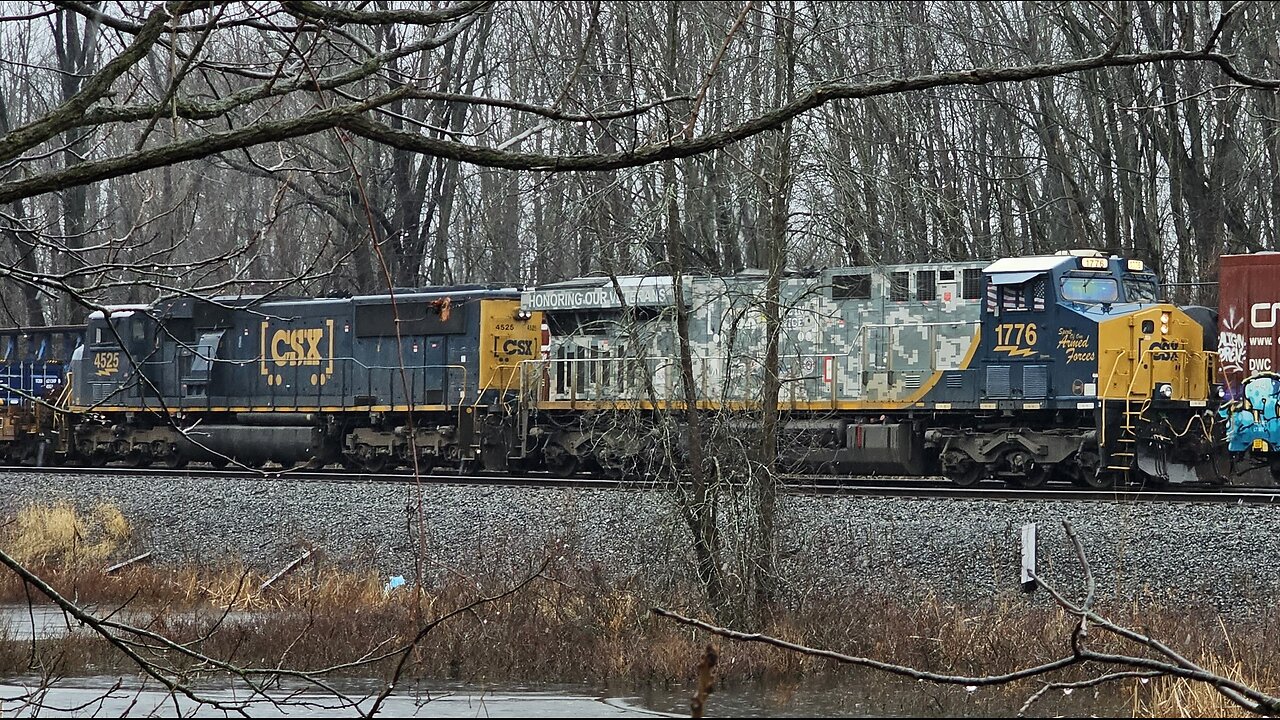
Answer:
(5, 465, 1280, 504)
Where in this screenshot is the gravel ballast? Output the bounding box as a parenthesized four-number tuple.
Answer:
(3, 472, 1277, 614)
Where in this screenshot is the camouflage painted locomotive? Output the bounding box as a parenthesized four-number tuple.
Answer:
(66, 288, 542, 471)
(520, 250, 1217, 487)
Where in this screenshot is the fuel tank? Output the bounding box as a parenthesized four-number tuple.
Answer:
(180, 424, 336, 465)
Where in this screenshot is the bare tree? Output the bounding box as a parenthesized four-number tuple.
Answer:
(5, 2, 1280, 708)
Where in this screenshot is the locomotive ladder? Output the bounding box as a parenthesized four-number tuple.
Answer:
(1098, 345, 1151, 478)
(1104, 395, 1146, 475)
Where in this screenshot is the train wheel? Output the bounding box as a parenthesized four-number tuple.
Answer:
(161, 454, 188, 470)
(543, 443, 580, 477)
(1016, 466, 1049, 489)
(546, 454, 579, 477)
(210, 457, 229, 470)
(122, 451, 152, 468)
(363, 455, 391, 473)
(946, 463, 984, 487)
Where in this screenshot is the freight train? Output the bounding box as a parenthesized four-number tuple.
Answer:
(0, 249, 1235, 487)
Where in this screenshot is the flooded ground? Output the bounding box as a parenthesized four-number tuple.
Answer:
(0, 604, 85, 641)
(0, 603, 260, 640)
(0, 678, 678, 718)
(0, 675, 1124, 718)
(0, 605, 1129, 717)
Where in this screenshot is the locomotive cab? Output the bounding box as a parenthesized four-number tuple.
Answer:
(979, 251, 1173, 404)
(0, 325, 79, 464)
(73, 306, 157, 409)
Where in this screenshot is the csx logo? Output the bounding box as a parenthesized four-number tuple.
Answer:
(260, 320, 334, 387)
(271, 328, 325, 366)
(499, 338, 534, 356)
(1252, 302, 1280, 328)
(1149, 340, 1183, 361)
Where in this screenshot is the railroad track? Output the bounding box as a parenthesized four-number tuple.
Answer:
(7, 464, 1280, 505)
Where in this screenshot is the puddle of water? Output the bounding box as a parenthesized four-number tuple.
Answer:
(0, 604, 265, 642)
(0, 673, 1129, 718)
(0, 605, 88, 642)
(632, 675, 1129, 718)
(0, 678, 676, 718)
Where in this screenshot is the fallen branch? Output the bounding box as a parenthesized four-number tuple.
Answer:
(101, 551, 153, 575)
(259, 550, 312, 594)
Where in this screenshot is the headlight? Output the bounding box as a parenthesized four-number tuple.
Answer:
(1156, 383, 1173, 399)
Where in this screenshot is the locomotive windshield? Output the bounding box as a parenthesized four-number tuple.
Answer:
(1123, 277, 1159, 303)
(1059, 276, 1119, 304)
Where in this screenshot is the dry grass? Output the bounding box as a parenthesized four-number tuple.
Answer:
(1133, 658, 1252, 718)
(5, 502, 131, 567)
(1129, 622, 1279, 718)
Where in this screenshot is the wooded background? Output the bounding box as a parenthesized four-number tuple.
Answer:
(2, 0, 1275, 324)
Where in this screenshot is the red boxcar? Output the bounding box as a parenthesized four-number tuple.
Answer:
(1218, 252, 1280, 393)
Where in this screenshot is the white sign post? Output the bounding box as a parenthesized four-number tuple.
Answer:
(1020, 522, 1037, 593)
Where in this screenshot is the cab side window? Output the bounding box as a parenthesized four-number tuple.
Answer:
(1002, 286, 1028, 312)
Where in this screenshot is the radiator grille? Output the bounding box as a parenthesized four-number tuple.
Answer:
(986, 365, 1011, 398)
(1023, 365, 1049, 398)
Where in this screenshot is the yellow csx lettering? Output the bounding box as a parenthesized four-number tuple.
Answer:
(1149, 340, 1183, 362)
(501, 338, 534, 356)
(271, 328, 325, 367)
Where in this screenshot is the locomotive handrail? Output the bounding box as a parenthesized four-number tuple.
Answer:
(524, 317, 979, 405)
(473, 360, 525, 413)
(522, 347, 967, 406)
(1099, 344, 1213, 448)
(525, 353, 822, 405)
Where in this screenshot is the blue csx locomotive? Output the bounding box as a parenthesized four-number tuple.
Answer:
(64, 288, 541, 471)
(0, 250, 1223, 487)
